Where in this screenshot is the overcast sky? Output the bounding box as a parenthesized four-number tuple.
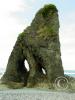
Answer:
(0, 0, 75, 71)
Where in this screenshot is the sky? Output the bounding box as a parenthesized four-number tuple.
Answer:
(0, 0, 75, 71)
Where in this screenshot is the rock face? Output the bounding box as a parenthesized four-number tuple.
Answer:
(1, 4, 64, 88)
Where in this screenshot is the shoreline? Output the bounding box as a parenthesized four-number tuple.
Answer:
(0, 88, 75, 100)
(0, 81, 75, 100)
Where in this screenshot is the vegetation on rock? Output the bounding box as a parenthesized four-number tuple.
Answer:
(1, 4, 64, 89)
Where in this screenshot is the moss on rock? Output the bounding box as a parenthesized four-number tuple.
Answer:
(1, 4, 64, 89)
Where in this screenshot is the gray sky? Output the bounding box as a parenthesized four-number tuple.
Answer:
(0, 0, 75, 70)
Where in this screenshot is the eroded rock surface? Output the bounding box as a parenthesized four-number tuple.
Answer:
(1, 4, 64, 88)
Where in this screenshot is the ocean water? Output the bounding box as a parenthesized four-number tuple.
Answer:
(0, 69, 75, 79)
(64, 70, 75, 77)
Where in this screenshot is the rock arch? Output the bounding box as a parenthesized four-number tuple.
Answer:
(1, 4, 64, 88)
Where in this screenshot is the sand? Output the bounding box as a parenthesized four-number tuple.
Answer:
(0, 79, 75, 100)
(0, 88, 75, 100)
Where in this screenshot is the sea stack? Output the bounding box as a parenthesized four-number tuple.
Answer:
(1, 4, 64, 88)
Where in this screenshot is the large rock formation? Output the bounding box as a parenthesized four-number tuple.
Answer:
(1, 4, 64, 88)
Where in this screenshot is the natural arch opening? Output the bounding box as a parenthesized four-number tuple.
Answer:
(42, 68, 46, 75)
(19, 59, 30, 86)
(24, 60, 30, 72)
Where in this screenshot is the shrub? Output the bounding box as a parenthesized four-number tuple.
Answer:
(42, 4, 58, 17)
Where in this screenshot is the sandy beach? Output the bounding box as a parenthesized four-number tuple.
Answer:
(0, 87, 75, 100)
(0, 72, 75, 100)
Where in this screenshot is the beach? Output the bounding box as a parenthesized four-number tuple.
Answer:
(0, 70, 75, 100)
(0, 88, 75, 100)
